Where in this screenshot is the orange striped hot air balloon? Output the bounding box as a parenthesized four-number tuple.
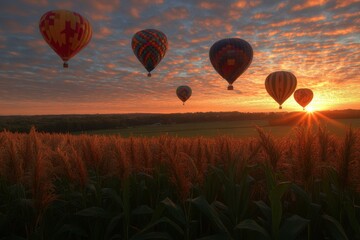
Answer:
(265, 71, 297, 109)
(294, 88, 313, 110)
(39, 10, 92, 68)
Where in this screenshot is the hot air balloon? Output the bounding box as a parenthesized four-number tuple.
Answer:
(39, 10, 92, 68)
(131, 29, 168, 77)
(265, 71, 297, 109)
(209, 38, 253, 90)
(176, 86, 192, 105)
(294, 88, 313, 110)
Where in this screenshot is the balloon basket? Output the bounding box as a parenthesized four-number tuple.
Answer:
(279, 106, 282, 109)
(63, 62, 68, 68)
(227, 85, 233, 90)
(147, 72, 151, 77)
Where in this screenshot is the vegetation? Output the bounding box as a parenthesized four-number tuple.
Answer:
(1, 110, 359, 133)
(0, 126, 359, 239)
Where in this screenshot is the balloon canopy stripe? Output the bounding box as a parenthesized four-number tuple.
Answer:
(39, 10, 92, 62)
(131, 29, 168, 74)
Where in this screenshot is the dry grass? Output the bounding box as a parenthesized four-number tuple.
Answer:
(0, 126, 359, 201)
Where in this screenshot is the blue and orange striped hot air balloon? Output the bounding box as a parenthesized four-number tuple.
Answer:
(131, 29, 168, 77)
(39, 10, 92, 68)
(265, 71, 297, 109)
(209, 38, 253, 90)
(176, 85, 192, 105)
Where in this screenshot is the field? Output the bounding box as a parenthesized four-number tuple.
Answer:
(0, 124, 359, 239)
(76, 118, 360, 138)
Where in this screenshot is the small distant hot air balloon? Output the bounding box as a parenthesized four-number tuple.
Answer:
(39, 10, 92, 68)
(265, 71, 297, 109)
(209, 38, 253, 90)
(294, 88, 313, 110)
(131, 29, 168, 77)
(176, 86, 192, 105)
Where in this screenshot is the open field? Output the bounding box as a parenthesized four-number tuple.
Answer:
(0, 126, 359, 239)
(76, 118, 360, 137)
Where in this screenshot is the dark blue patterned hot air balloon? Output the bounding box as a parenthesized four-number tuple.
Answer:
(176, 85, 192, 105)
(131, 29, 168, 77)
(209, 38, 253, 90)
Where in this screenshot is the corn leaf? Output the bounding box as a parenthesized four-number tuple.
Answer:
(235, 219, 271, 240)
(279, 215, 309, 240)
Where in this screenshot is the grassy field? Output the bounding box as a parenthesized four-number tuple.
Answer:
(75, 118, 360, 137)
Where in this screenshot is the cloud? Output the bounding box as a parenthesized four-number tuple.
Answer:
(292, 0, 329, 11)
(251, 13, 272, 20)
(0, 0, 359, 114)
(269, 15, 326, 27)
(94, 26, 113, 39)
(197, 1, 220, 10)
(22, 0, 48, 7)
(334, 0, 360, 9)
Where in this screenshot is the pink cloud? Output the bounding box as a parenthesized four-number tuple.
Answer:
(53, 2, 74, 9)
(251, 13, 272, 20)
(164, 7, 189, 21)
(94, 26, 113, 39)
(333, 11, 360, 20)
(128, 0, 164, 18)
(197, 2, 219, 10)
(292, 0, 328, 11)
(276, 2, 287, 10)
(323, 26, 359, 36)
(84, 0, 120, 12)
(334, 0, 360, 9)
(5, 20, 36, 34)
(194, 17, 233, 32)
(231, 0, 261, 8)
(22, 0, 48, 6)
(131, 0, 163, 4)
(190, 36, 212, 44)
(130, 8, 140, 18)
(269, 15, 326, 27)
(80, 0, 121, 21)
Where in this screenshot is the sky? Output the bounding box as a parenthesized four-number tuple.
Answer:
(0, 0, 359, 115)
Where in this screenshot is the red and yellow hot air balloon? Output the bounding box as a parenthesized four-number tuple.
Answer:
(209, 38, 253, 90)
(131, 29, 168, 77)
(265, 71, 297, 109)
(176, 86, 192, 105)
(294, 88, 313, 110)
(39, 10, 92, 68)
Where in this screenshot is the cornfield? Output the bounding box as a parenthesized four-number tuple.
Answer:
(0, 126, 359, 240)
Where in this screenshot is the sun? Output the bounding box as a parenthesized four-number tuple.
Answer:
(306, 106, 315, 113)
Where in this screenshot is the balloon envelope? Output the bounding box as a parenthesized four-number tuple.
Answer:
(209, 38, 253, 90)
(294, 88, 313, 110)
(176, 86, 192, 104)
(39, 10, 92, 68)
(131, 29, 168, 76)
(265, 71, 297, 109)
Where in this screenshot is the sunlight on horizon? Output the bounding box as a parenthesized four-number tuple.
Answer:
(306, 106, 315, 113)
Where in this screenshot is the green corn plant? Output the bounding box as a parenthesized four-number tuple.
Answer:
(236, 164, 309, 240)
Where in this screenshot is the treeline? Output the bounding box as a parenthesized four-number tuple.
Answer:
(0, 109, 359, 133)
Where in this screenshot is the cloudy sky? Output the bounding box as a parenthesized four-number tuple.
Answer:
(0, 0, 359, 115)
